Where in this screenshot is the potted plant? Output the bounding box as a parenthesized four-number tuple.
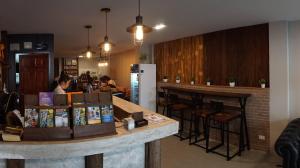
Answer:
(228, 77, 236, 87)
(259, 78, 267, 88)
(190, 77, 195, 85)
(163, 76, 168, 83)
(206, 78, 211, 86)
(176, 75, 181, 84)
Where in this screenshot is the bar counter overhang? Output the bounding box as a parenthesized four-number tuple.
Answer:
(0, 97, 179, 168)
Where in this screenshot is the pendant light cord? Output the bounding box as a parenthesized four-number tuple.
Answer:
(138, 0, 141, 16)
(87, 27, 90, 48)
(105, 11, 108, 36)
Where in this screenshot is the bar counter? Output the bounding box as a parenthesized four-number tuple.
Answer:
(0, 96, 179, 168)
(157, 82, 270, 151)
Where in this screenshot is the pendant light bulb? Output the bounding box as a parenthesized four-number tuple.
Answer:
(135, 25, 144, 42)
(86, 50, 92, 58)
(103, 42, 111, 53)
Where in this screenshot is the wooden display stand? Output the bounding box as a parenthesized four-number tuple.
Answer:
(72, 92, 116, 139)
(23, 94, 72, 141)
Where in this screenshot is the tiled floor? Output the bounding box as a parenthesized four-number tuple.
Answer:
(161, 136, 281, 168)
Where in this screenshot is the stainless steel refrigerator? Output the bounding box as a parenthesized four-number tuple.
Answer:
(130, 64, 156, 111)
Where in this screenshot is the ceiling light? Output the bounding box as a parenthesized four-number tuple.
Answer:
(154, 23, 166, 30)
(126, 0, 152, 46)
(78, 55, 84, 58)
(82, 25, 96, 59)
(99, 8, 114, 53)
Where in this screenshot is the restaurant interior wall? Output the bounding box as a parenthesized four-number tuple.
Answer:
(109, 48, 138, 88)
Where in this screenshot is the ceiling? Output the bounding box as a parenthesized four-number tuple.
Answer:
(1, 0, 300, 57)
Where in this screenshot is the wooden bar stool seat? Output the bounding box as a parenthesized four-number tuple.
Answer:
(212, 111, 240, 123)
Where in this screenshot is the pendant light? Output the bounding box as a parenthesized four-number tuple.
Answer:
(126, 0, 152, 46)
(98, 48, 109, 67)
(84, 25, 95, 58)
(99, 8, 114, 53)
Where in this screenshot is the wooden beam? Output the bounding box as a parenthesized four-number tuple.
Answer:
(6, 159, 25, 168)
(145, 140, 161, 168)
(85, 154, 103, 168)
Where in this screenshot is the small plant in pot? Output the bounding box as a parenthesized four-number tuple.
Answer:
(190, 77, 195, 85)
(228, 77, 236, 87)
(206, 78, 212, 86)
(176, 75, 181, 84)
(163, 76, 168, 83)
(259, 78, 267, 88)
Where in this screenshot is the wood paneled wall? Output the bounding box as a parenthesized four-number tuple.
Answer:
(204, 24, 269, 87)
(154, 36, 204, 84)
(154, 23, 269, 87)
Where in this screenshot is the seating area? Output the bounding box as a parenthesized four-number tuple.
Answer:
(157, 88, 249, 161)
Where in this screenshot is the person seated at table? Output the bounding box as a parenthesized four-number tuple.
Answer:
(54, 74, 71, 94)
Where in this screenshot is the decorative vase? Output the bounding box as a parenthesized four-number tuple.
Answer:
(229, 82, 235, 87)
(261, 83, 266, 88)
(176, 80, 180, 84)
(206, 82, 211, 86)
(163, 79, 168, 83)
(190, 81, 195, 85)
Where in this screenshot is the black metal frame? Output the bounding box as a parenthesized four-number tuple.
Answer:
(161, 86, 251, 160)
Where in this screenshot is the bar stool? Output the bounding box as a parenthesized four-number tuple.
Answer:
(189, 102, 221, 150)
(168, 94, 191, 141)
(156, 91, 168, 115)
(206, 103, 242, 161)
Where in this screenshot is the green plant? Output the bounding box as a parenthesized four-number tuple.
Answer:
(206, 78, 211, 82)
(176, 75, 180, 80)
(139, 53, 147, 61)
(228, 77, 236, 83)
(163, 76, 168, 79)
(191, 77, 195, 82)
(259, 78, 267, 84)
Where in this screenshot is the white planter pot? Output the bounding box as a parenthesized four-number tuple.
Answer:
(261, 84, 266, 88)
(190, 81, 195, 85)
(163, 79, 168, 83)
(206, 82, 211, 86)
(176, 80, 180, 84)
(229, 82, 235, 87)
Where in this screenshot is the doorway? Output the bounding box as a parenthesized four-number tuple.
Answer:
(19, 53, 49, 95)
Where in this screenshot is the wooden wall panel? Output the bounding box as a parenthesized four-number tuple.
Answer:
(203, 23, 269, 87)
(155, 36, 204, 84)
(155, 23, 269, 87)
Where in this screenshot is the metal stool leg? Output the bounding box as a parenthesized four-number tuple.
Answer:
(205, 119, 211, 153)
(226, 123, 230, 161)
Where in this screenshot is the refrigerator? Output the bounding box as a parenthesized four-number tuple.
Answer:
(130, 64, 156, 111)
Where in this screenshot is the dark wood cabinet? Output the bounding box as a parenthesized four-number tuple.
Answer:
(19, 54, 49, 94)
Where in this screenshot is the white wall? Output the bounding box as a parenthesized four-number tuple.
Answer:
(288, 21, 300, 119)
(269, 20, 300, 151)
(269, 21, 290, 151)
(78, 57, 109, 77)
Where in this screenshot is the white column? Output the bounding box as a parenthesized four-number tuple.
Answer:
(269, 21, 290, 151)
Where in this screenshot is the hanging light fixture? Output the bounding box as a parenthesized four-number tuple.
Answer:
(98, 48, 109, 67)
(83, 25, 95, 58)
(99, 8, 114, 53)
(126, 0, 152, 46)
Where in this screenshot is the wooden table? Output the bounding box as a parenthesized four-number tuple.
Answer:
(161, 86, 251, 153)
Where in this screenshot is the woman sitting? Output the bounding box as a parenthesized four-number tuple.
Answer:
(54, 74, 71, 94)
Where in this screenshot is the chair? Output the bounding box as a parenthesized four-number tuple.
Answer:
(168, 94, 191, 141)
(205, 102, 242, 161)
(156, 91, 168, 115)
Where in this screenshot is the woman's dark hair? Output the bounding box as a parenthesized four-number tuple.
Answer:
(58, 74, 70, 84)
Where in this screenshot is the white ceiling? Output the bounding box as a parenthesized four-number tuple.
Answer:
(1, 0, 300, 57)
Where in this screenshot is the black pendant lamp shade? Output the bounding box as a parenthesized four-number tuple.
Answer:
(126, 0, 152, 45)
